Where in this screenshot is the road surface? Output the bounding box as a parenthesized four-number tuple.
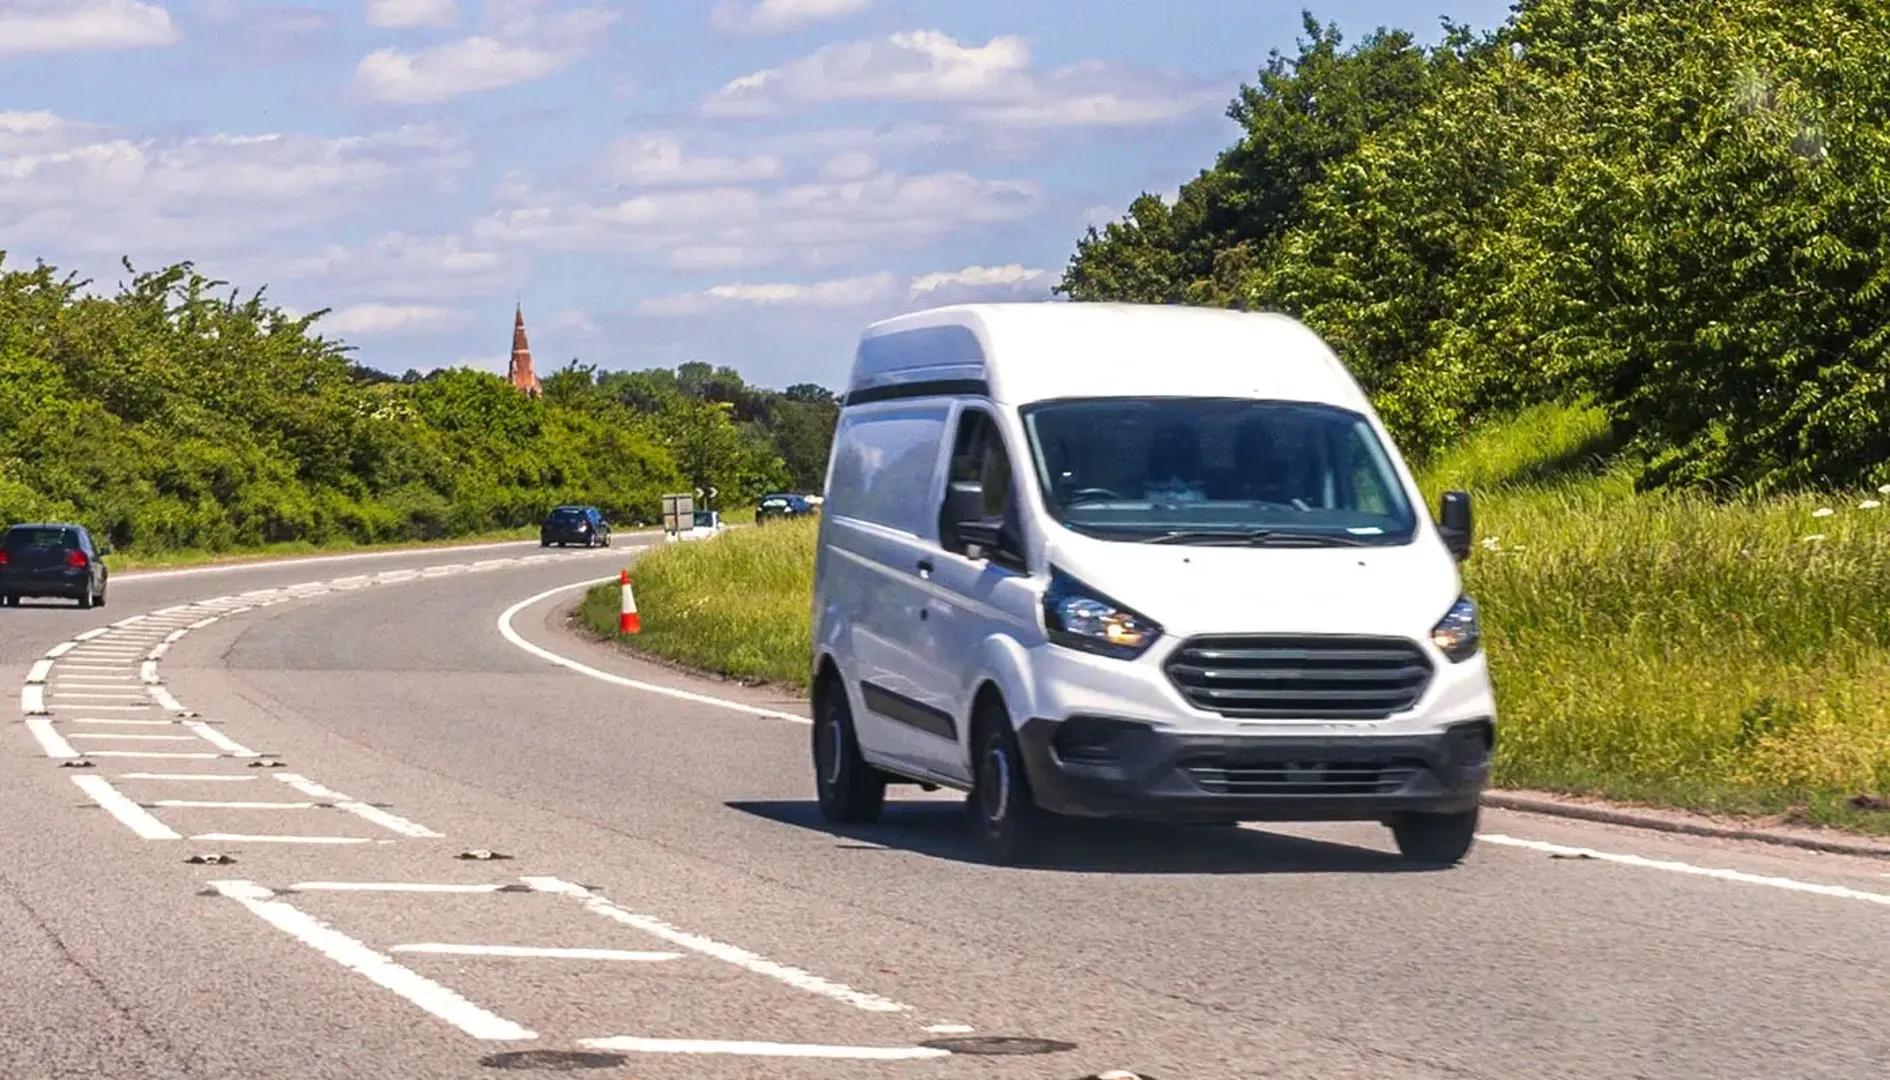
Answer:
(2, 541, 1885, 1079)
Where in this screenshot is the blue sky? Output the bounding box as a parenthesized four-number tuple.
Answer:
(0, 0, 1520, 392)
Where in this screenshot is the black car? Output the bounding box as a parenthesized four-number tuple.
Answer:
(0, 523, 110, 608)
(540, 505, 612, 547)
(756, 493, 814, 525)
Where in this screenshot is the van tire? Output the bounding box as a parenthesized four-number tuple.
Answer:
(812, 681, 886, 824)
(1389, 806, 1479, 865)
(969, 698, 1050, 866)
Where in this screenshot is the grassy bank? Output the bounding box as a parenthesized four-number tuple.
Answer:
(581, 406, 1890, 835)
(102, 526, 544, 573)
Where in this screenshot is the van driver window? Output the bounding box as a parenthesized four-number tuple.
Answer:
(948, 408, 1014, 519)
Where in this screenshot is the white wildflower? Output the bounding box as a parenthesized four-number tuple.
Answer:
(1862, 500, 1882, 510)
(1803, 533, 1827, 542)
(1812, 507, 1835, 517)
(1879, 483, 1890, 494)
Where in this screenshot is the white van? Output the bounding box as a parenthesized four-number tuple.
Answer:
(808, 302, 1495, 866)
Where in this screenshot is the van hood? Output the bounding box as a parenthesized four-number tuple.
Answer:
(1042, 530, 1463, 640)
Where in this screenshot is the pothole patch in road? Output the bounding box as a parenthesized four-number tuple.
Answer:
(920, 1035, 1078, 1056)
(479, 1050, 627, 1070)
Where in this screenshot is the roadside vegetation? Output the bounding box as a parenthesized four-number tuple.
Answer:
(580, 0, 1890, 834)
(0, 256, 835, 563)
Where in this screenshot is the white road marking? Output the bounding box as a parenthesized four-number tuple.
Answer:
(188, 616, 220, 629)
(496, 578, 807, 725)
(207, 879, 537, 1042)
(120, 772, 254, 781)
(182, 720, 258, 757)
(146, 643, 169, 659)
(71, 718, 180, 727)
(272, 774, 442, 838)
(45, 641, 76, 658)
(81, 750, 222, 759)
(287, 882, 505, 894)
(152, 800, 318, 810)
(924, 1024, 975, 1034)
(71, 775, 182, 840)
(112, 615, 149, 627)
(25, 717, 79, 757)
(54, 692, 152, 700)
(1475, 834, 1890, 907)
(390, 944, 683, 962)
(151, 687, 195, 715)
(75, 627, 110, 641)
(26, 659, 53, 683)
(164, 629, 188, 644)
(140, 661, 159, 683)
(60, 703, 151, 711)
(191, 833, 372, 845)
(21, 684, 46, 715)
(68, 733, 198, 742)
(576, 1036, 950, 1061)
(522, 877, 912, 1014)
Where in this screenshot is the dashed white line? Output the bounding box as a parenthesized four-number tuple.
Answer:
(192, 833, 373, 845)
(390, 944, 683, 962)
(181, 720, 257, 756)
(208, 879, 537, 1042)
(576, 1036, 950, 1061)
(44, 641, 75, 659)
(287, 882, 504, 893)
(71, 718, 180, 727)
(150, 686, 195, 715)
(24, 717, 79, 757)
(71, 775, 182, 840)
(21, 684, 46, 715)
(26, 659, 53, 683)
(81, 750, 222, 760)
(522, 877, 913, 1014)
(69, 733, 199, 742)
(75, 627, 110, 642)
(152, 800, 317, 810)
(121, 772, 254, 781)
(273, 774, 440, 838)
(139, 661, 160, 684)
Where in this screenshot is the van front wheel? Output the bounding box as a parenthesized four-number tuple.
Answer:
(970, 703, 1051, 866)
(812, 683, 886, 824)
(1389, 806, 1479, 866)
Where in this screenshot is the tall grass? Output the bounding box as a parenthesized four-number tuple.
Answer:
(584, 404, 1890, 833)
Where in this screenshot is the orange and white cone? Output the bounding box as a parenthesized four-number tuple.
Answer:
(619, 569, 640, 634)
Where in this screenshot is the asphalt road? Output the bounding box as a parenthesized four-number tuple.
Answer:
(3, 541, 1887, 1080)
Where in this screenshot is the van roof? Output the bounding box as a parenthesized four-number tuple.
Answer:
(844, 301, 1369, 411)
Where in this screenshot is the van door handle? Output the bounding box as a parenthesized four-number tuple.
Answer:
(916, 559, 934, 578)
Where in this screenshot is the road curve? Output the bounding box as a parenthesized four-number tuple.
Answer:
(3, 546, 1887, 1079)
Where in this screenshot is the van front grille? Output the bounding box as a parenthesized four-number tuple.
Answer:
(1182, 757, 1420, 796)
(1163, 634, 1433, 720)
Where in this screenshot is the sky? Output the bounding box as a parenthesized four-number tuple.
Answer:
(0, 0, 1521, 392)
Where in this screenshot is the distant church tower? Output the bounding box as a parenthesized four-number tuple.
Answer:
(508, 303, 542, 397)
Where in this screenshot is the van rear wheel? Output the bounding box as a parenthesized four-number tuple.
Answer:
(1389, 806, 1479, 865)
(812, 682, 886, 824)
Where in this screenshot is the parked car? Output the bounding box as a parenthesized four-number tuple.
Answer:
(807, 302, 1493, 867)
(756, 493, 815, 525)
(0, 522, 110, 608)
(540, 505, 612, 547)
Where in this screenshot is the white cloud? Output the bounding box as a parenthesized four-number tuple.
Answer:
(701, 28, 1230, 129)
(820, 150, 877, 180)
(0, 116, 472, 257)
(705, 30, 1028, 116)
(318, 302, 460, 336)
(352, 2, 616, 104)
(276, 232, 513, 303)
(709, 0, 870, 36)
(609, 135, 782, 188)
(546, 307, 600, 336)
(365, 0, 459, 29)
(639, 262, 1048, 316)
(0, 0, 178, 55)
(474, 166, 1041, 272)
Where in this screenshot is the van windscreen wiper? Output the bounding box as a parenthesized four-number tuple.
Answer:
(1140, 528, 1374, 547)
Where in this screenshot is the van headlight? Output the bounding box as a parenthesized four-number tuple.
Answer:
(1043, 567, 1162, 659)
(1430, 595, 1482, 662)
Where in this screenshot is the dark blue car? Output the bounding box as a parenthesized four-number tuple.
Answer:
(540, 505, 613, 547)
(0, 523, 110, 608)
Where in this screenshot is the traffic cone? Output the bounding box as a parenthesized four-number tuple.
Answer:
(619, 569, 640, 634)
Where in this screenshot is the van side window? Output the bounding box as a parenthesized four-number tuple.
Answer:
(943, 407, 1017, 537)
(824, 404, 951, 537)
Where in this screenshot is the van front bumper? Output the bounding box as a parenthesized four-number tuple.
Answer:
(1013, 715, 1493, 824)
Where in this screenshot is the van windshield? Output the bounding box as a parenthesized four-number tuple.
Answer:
(1019, 397, 1418, 545)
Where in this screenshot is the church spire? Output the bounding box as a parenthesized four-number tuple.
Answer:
(508, 301, 542, 397)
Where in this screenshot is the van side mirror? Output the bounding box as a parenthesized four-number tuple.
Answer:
(941, 480, 1023, 567)
(1437, 490, 1473, 561)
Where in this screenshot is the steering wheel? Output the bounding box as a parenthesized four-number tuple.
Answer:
(1066, 487, 1124, 502)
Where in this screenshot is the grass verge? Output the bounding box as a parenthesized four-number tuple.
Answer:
(103, 526, 544, 573)
(580, 408, 1890, 837)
